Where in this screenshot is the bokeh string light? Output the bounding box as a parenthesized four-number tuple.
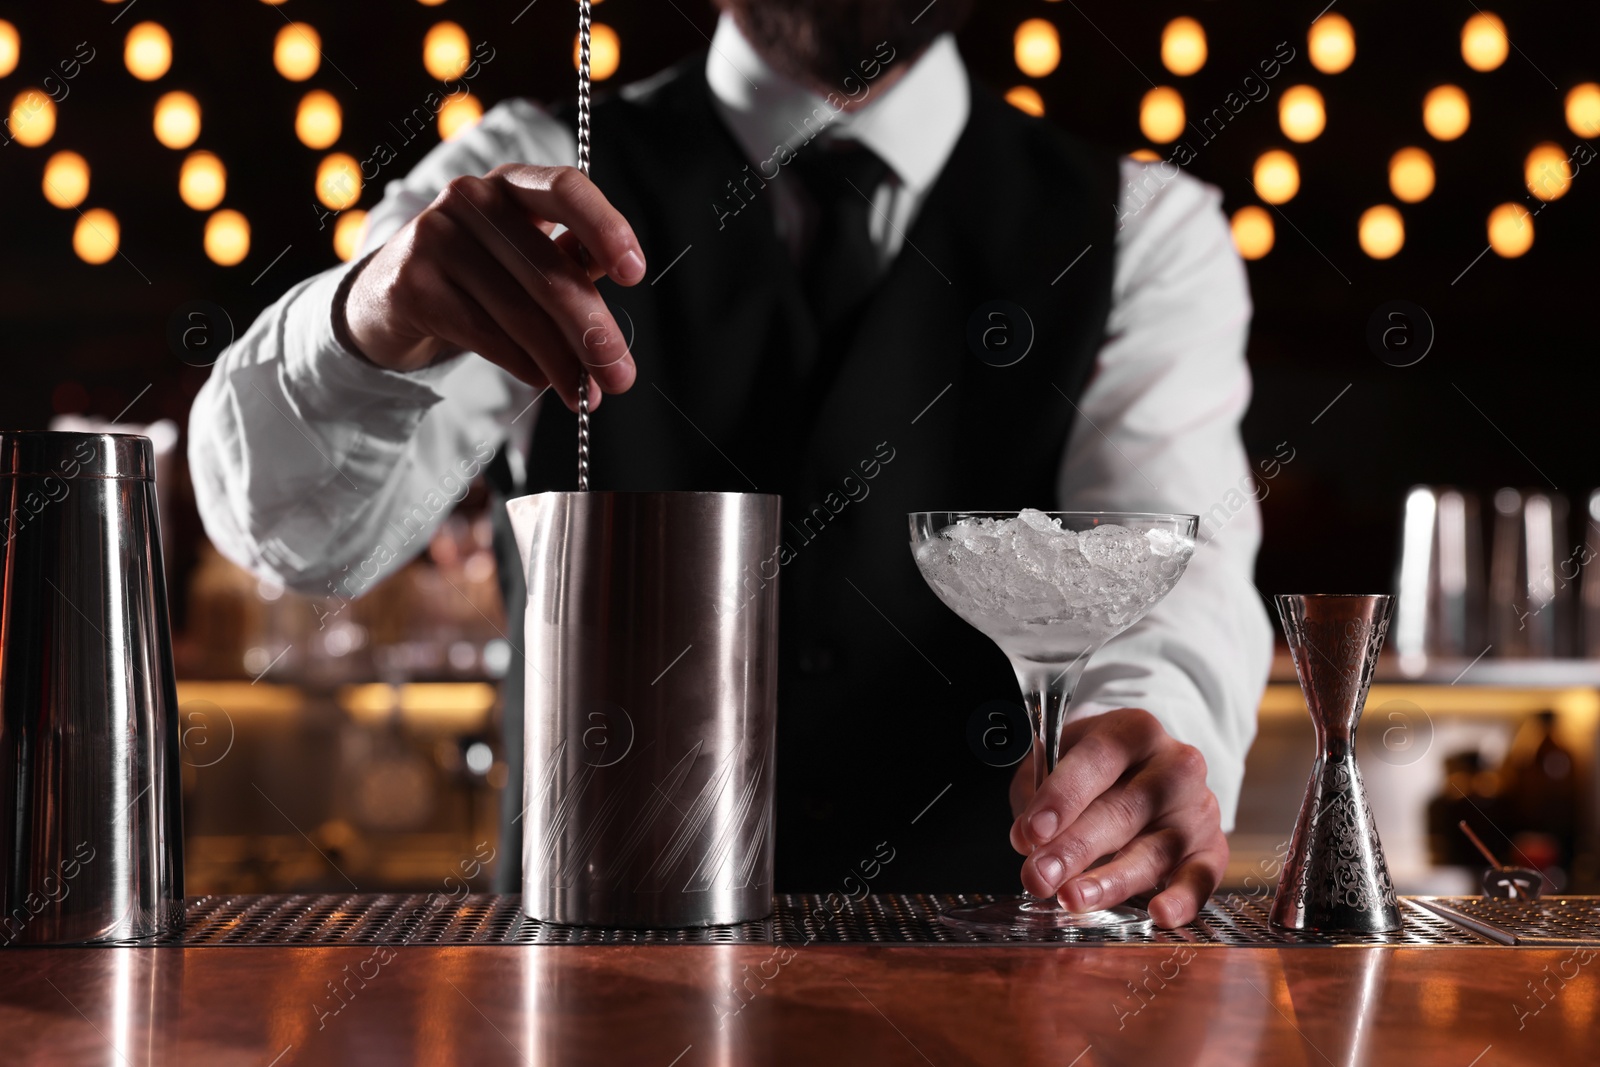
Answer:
(1230, 206, 1274, 260)
(574, 23, 619, 80)
(316, 153, 362, 211)
(296, 90, 342, 150)
(204, 209, 251, 266)
(179, 151, 227, 211)
(1139, 86, 1185, 144)
(1358, 205, 1405, 259)
(1524, 142, 1573, 202)
(1308, 13, 1356, 74)
(424, 22, 471, 80)
(1013, 19, 1059, 79)
(43, 151, 90, 209)
(1423, 84, 1471, 140)
(1567, 83, 1600, 138)
(0, 20, 19, 79)
(1388, 147, 1436, 203)
(274, 23, 321, 81)
(1279, 85, 1326, 143)
(1004, 86, 1044, 117)
(1253, 149, 1300, 205)
(1487, 202, 1533, 257)
(153, 91, 201, 150)
(124, 22, 172, 81)
(333, 210, 370, 262)
(73, 209, 120, 265)
(1160, 18, 1206, 77)
(8, 89, 56, 148)
(439, 93, 484, 141)
(1461, 12, 1509, 72)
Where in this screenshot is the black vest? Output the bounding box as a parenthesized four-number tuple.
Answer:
(493, 57, 1118, 892)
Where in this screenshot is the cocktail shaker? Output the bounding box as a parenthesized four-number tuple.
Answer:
(508, 491, 780, 927)
(0, 432, 184, 945)
(1271, 594, 1401, 933)
(1392, 486, 1483, 673)
(1488, 488, 1572, 657)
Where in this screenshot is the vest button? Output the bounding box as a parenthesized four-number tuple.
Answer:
(798, 647, 835, 674)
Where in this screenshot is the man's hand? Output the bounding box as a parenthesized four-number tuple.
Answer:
(1008, 707, 1226, 929)
(341, 164, 645, 411)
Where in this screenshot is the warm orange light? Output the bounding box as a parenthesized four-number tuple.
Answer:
(1567, 83, 1600, 138)
(1487, 202, 1533, 257)
(1004, 86, 1044, 117)
(1358, 204, 1404, 259)
(153, 91, 201, 149)
(179, 150, 226, 211)
(204, 209, 251, 266)
(1308, 13, 1355, 74)
(124, 22, 171, 81)
(1161, 17, 1207, 76)
(7, 89, 55, 148)
(316, 152, 362, 210)
(1013, 19, 1060, 79)
(1230, 205, 1274, 260)
(1423, 85, 1470, 140)
(1139, 86, 1185, 143)
(333, 209, 369, 262)
(1388, 147, 1435, 203)
(438, 93, 483, 141)
(424, 21, 471, 80)
(43, 150, 90, 208)
(295, 90, 342, 149)
(1128, 148, 1161, 162)
(0, 20, 19, 79)
(1461, 12, 1508, 72)
(1525, 142, 1572, 201)
(1279, 85, 1326, 142)
(573, 24, 619, 81)
(274, 23, 321, 81)
(1253, 149, 1299, 204)
(73, 208, 119, 264)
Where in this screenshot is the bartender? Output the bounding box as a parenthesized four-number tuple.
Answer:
(188, 0, 1271, 927)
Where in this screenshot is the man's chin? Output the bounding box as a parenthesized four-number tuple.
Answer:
(720, 0, 974, 90)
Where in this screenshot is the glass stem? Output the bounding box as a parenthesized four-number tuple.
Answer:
(1014, 654, 1090, 906)
(1017, 656, 1088, 796)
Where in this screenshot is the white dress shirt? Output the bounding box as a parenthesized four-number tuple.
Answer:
(188, 13, 1272, 828)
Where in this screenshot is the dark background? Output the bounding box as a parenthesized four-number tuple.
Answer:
(3, 0, 1597, 608)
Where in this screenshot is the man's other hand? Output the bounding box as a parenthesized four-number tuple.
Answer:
(341, 164, 646, 412)
(1008, 707, 1227, 929)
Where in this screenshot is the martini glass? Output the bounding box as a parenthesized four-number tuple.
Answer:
(909, 510, 1198, 934)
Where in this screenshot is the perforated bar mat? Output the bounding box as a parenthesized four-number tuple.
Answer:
(1411, 896, 1600, 946)
(146, 893, 1600, 947)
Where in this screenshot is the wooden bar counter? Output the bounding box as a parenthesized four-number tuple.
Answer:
(2, 936, 1593, 1065)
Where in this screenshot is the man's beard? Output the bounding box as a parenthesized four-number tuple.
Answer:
(722, 0, 974, 91)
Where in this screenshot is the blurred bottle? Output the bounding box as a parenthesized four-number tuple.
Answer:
(1426, 751, 1503, 867)
(1501, 710, 1579, 882)
(1488, 489, 1572, 657)
(1393, 486, 1484, 675)
(1581, 491, 1600, 656)
(186, 542, 260, 677)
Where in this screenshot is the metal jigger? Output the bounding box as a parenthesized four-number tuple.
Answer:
(1271, 594, 1402, 933)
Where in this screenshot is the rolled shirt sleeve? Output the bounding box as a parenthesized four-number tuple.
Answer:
(1056, 158, 1274, 830)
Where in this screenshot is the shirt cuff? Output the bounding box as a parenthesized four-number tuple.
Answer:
(280, 255, 459, 429)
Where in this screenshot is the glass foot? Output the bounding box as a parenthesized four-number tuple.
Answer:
(939, 896, 1153, 936)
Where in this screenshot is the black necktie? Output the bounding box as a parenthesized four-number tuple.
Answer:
(789, 138, 892, 342)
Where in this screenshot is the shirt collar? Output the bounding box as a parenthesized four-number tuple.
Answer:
(704, 11, 969, 194)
